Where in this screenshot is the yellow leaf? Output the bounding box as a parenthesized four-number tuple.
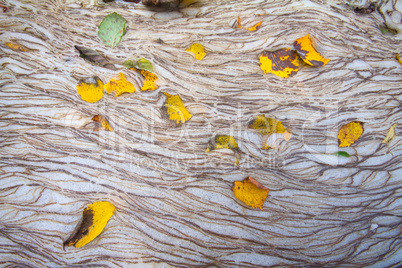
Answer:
(382, 124, 397, 144)
(293, 34, 330, 67)
(76, 77, 104, 103)
(259, 48, 299, 78)
(4, 41, 29, 52)
(186, 43, 206, 60)
(247, 21, 262, 31)
(63, 201, 115, 248)
(248, 115, 286, 135)
(162, 92, 192, 125)
(233, 176, 269, 210)
(206, 135, 240, 164)
(237, 16, 242, 29)
(338, 121, 364, 147)
(140, 69, 158, 91)
(92, 115, 113, 131)
(397, 53, 402, 65)
(104, 73, 135, 97)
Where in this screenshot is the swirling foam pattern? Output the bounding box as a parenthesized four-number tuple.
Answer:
(0, 0, 401, 267)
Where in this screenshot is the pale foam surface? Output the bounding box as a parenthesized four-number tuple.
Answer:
(0, 0, 402, 267)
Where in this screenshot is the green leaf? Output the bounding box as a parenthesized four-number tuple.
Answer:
(333, 151, 351, 157)
(122, 59, 135, 68)
(136, 58, 153, 72)
(98, 12, 127, 48)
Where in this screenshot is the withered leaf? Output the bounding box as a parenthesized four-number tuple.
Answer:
(75, 46, 116, 70)
(92, 115, 113, 131)
(64, 201, 115, 249)
(293, 34, 330, 67)
(206, 135, 240, 165)
(382, 124, 397, 145)
(259, 48, 300, 78)
(4, 41, 29, 52)
(162, 92, 191, 125)
(353, 3, 376, 14)
(233, 176, 269, 210)
(76, 77, 104, 103)
(338, 121, 364, 147)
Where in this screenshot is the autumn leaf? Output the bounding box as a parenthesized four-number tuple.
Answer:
(63, 201, 115, 249)
(237, 17, 262, 31)
(247, 21, 262, 31)
(237, 16, 242, 29)
(259, 48, 299, 78)
(104, 73, 135, 97)
(206, 135, 240, 165)
(98, 12, 127, 48)
(4, 41, 29, 52)
(338, 121, 364, 147)
(248, 115, 286, 135)
(233, 176, 269, 210)
(186, 43, 206, 60)
(130, 68, 159, 91)
(76, 77, 104, 103)
(397, 53, 402, 65)
(353, 3, 376, 14)
(75, 46, 116, 70)
(92, 115, 113, 131)
(382, 124, 397, 145)
(162, 92, 192, 125)
(293, 34, 330, 67)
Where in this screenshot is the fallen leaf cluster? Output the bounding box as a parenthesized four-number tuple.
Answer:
(62, 8, 399, 249)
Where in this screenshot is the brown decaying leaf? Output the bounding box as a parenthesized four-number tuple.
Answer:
(75, 46, 116, 70)
(353, 3, 376, 14)
(92, 115, 113, 131)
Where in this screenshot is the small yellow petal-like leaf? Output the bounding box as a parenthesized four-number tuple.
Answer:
(162, 92, 192, 125)
(233, 176, 269, 210)
(247, 21, 262, 31)
(63, 201, 115, 249)
(140, 70, 158, 91)
(4, 41, 29, 52)
(186, 43, 206, 60)
(207, 135, 239, 152)
(104, 73, 135, 97)
(259, 48, 299, 78)
(338, 121, 364, 147)
(237, 16, 242, 29)
(382, 124, 397, 144)
(92, 115, 113, 131)
(293, 34, 330, 67)
(76, 77, 104, 103)
(207, 135, 240, 165)
(248, 115, 286, 135)
(397, 53, 402, 65)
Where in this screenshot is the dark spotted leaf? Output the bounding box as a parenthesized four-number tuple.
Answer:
(75, 46, 116, 70)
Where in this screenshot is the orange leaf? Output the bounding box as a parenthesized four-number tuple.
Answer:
(104, 73, 135, 97)
(237, 16, 242, 29)
(259, 48, 299, 78)
(293, 34, 330, 67)
(4, 41, 29, 52)
(233, 176, 269, 210)
(338, 121, 364, 147)
(247, 21, 262, 31)
(92, 115, 113, 131)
